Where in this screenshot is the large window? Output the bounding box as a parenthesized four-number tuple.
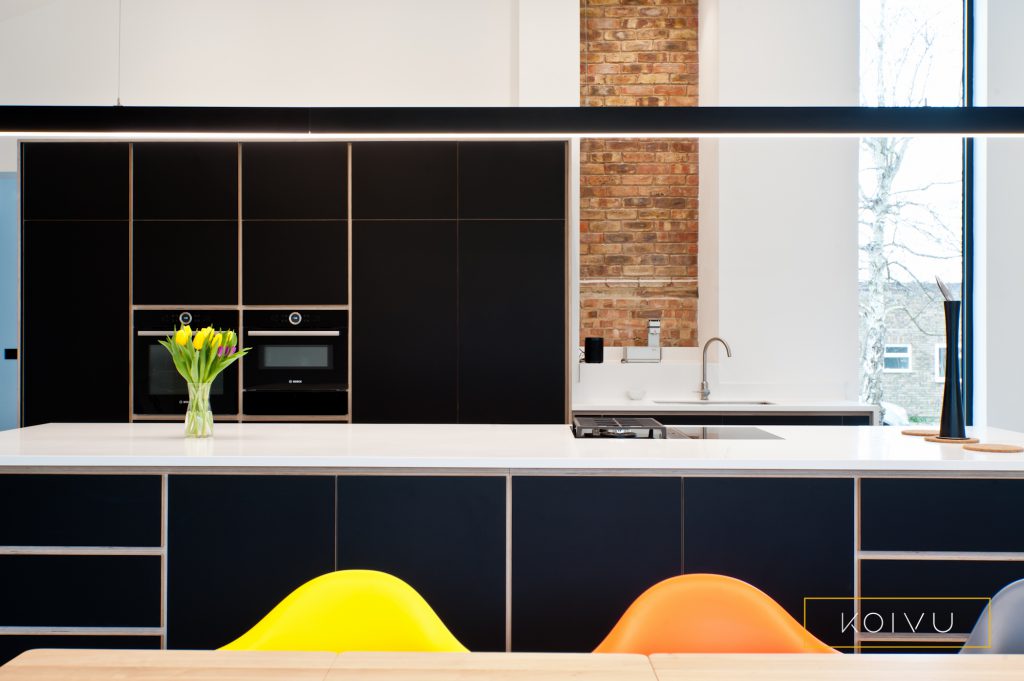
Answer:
(858, 0, 965, 424)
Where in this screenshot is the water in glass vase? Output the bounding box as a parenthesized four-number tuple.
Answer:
(185, 382, 214, 438)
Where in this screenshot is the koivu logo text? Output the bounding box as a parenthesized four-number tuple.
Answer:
(840, 610, 955, 634)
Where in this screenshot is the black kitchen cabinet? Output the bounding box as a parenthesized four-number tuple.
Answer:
(352, 221, 458, 423)
(242, 143, 347, 220)
(167, 476, 335, 649)
(133, 220, 238, 305)
(22, 220, 128, 425)
(352, 142, 457, 220)
(683, 478, 855, 649)
(133, 143, 238, 220)
(862, 479, 1024, 552)
(337, 476, 506, 651)
(458, 142, 566, 220)
(459, 220, 565, 423)
(0, 475, 160, 547)
(21, 142, 129, 220)
(511, 476, 681, 652)
(861, 560, 1024, 640)
(243, 220, 347, 305)
(0, 555, 160, 627)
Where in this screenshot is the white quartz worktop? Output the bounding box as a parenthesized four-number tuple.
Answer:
(1, 422, 1024, 474)
(573, 398, 878, 415)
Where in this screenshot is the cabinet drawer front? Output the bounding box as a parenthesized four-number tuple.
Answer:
(861, 560, 1024, 639)
(0, 475, 161, 547)
(862, 479, 1024, 552)
(0, 555, 160, 627)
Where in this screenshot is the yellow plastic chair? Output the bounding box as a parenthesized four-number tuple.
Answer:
(221, 570, 468, 653)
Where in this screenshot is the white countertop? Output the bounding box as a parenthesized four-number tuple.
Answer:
(573, 399, 878, 414)
(0, 422, 1023, 474)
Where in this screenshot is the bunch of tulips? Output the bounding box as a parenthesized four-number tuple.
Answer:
(159, 325, 248, 386)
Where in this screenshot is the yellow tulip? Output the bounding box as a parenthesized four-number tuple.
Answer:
(175, 325, 191, 346)
(211, 333, 223, 350)
(193, 329, 208, 350)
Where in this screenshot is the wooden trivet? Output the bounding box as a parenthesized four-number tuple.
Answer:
(902, 429, 939, 437)
(925, 435, 980, 444)
(963, 442, 1024, 454)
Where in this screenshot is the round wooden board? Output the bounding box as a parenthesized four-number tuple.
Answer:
(924, 435, 980, 444)
(963, 442, 1024, 454)
(902, 429, 939, 437)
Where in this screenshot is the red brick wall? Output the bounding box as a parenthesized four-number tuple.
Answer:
(580, 0, 699, 348)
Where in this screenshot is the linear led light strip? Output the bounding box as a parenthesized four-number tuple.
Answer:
(3, 131, 1007, 140)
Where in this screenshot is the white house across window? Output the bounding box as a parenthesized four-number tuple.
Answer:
(883, 344, 912, 372)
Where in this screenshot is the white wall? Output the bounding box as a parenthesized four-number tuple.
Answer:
(0, 0, 579, 107)
(974, 0, 1024, 430)
(575, 0, 861, 405)
(708, 0, 860, 107)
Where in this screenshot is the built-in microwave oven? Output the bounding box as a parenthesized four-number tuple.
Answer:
(242, 310, 348, 416)
(132, 309, 239, 417)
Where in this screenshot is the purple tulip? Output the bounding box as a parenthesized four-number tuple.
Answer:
(217, 346, 226, 357)
(228, 346, 237, 355)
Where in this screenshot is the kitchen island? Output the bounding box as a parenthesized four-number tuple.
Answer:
(2, 422, 1024, 660)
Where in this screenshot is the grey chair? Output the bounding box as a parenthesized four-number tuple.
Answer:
(961, 578, 1024, 653)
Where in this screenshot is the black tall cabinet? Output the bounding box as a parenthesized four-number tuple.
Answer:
(21, 143, 130, 425)
(351, 141, 567, 424)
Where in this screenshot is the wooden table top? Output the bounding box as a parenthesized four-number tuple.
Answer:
(0, 649, 339, 681)
(5, 649, 1024, 681)
(649, 653, 1024, 681)
(325, 652, 655, 680)
(0, 650, 654, 681)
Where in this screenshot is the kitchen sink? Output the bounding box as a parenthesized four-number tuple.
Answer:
(651, 400, 775, 405)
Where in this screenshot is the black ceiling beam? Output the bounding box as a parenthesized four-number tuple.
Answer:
(1, 106, 1024, 135)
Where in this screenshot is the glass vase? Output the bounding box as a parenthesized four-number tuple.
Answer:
(184, 382, 214, 438)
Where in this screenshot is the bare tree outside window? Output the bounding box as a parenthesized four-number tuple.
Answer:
(859, 0, 964, 423)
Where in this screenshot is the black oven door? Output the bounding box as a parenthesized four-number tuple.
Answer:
(132, 310, 239, 417)
(242, 310, 348, 416)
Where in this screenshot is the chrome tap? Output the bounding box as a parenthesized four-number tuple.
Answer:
(699, 337, 732, 401)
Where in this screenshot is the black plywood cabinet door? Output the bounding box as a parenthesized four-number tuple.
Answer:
(242, 143, 347, 219)
(511, 476, 682, 652)
(133, 220, 238, 305)
(0, 475, 161, 546)
(352, 221, 457, 423)
(337, 476, 506, 651)
(167, 476, 335, 650)
(862, 479, 1024, 552)
(21, 142, 129, 220)
(459, 220, 565, 423)
(352, 142, 457, 220)
(683, 478, 855, 649)
(458, 142, 566, 219)
(243, 220, 347, 305)
(22, 220, 128, 425)
(133, 143, 238, 220)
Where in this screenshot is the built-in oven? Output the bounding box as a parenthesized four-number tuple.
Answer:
(133, 309, 239, 417)
(242, 310, 348, 416)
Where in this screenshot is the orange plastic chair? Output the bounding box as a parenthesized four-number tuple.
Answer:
(594, 573, 837, 654)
